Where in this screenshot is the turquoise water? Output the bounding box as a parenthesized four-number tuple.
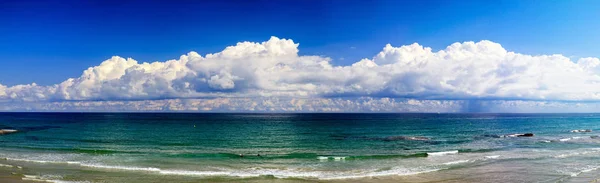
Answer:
(1, 113, 600, 182)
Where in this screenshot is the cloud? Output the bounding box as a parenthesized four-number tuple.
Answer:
(0, 98, 463, 112)
(1, 36, 600, 104)
(3, 98, 600, 113)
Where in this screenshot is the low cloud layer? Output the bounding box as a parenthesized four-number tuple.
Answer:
(0, 98, 462, 112)
(1, 37, 600, 111)
(3, 98, 600, 113)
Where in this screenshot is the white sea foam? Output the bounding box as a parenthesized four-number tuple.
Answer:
(153, 166, 442, 180)
(484, 155, 500, 159)
(333, 157, 346, 161)
(557, 136, 588, 142)
(0, 163, 13, 168)
(158, 170, 231, 176)
(316, 156, 346, 161)
(23, 175, 40, 179)
(22, 176, 53, 182)
(554, 148, 600, 158)
(560, 165, 600, 177)
(502, 134, 521, 138)
(0, 150, 526, 181)
(442, 160, 470, 165)
(79, 164, 161, 172)
(21, 174, 87, 183)
(319, 167, 443, 180)
(559, 138, 571, 142)
(7, 157, 444, 180)
(6, 158, 53, 164)
(427, 150, 459, 156)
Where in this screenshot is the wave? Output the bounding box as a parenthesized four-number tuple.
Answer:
(178, 149, 497, 160)
(427, 150, 458, 156)
(485, 155, 500, 159)
(3, 156, 450, 180)
(79, 164, 161, 172)
(555, 165, 600, 178)
(442, 160, 471, 165)
(21, 174, 89, 183)
(15, 161, 444, 180)
(569, 166, 600, 177)
(167, 152, 431, 160)
(553, 148, 600, 158)
(5, 157, 55, 164)
(0, 149, 529, 181)
(1, 146, 141, 155)
(556, 136, 588, 142)
(1, 147, 503, 163)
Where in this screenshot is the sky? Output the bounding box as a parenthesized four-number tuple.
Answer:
(1, 0, 600, 112)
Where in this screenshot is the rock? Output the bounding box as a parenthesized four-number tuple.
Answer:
(517, 133, 534, 137)
(501, 133, 534, 137)
(0, 129, 18, 135)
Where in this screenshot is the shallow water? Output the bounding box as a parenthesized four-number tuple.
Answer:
(1, 113, 600, 182)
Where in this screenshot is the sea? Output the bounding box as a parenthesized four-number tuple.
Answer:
(1, 113, 600, 183)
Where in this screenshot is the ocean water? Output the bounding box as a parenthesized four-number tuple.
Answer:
(1, 113, 600, 182)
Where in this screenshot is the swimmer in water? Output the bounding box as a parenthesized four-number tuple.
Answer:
(257, 154, 261, 157)
(239, 154, 244, 158)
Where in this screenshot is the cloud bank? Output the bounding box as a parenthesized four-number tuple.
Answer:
(1, 37, 600, 112)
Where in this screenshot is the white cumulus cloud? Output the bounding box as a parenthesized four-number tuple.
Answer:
(1, 36, 600, 104)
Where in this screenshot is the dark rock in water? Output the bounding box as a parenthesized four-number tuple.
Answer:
(0, 129, 18, 135)
(517, 133, 534, 137)
(382, 136, 430, 141)
(501, 133, 534, 137)
(591, 135, 600, 139)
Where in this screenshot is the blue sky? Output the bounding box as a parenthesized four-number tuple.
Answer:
(2, 1, 600, 112)
(1, 0, 599, 86)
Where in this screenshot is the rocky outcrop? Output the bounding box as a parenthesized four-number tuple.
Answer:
(517, 133, 534, 137)
(501, 133, 534, 137)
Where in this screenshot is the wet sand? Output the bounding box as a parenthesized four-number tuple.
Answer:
(0, 169, 34, 183)
(2, 160, 597, 183)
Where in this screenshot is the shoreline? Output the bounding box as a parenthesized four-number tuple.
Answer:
(1, 159, 600, 183)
